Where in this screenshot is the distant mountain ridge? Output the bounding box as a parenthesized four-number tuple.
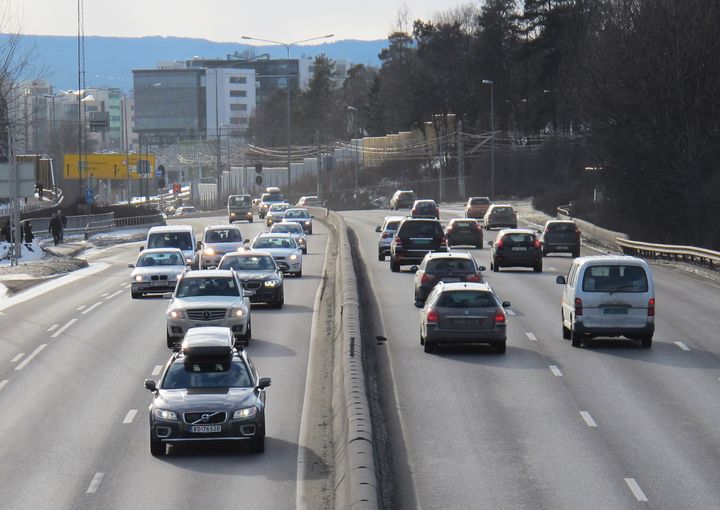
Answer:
(5, 34, 388, 92)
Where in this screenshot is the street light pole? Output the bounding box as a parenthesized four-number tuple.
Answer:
(241, 33, 334, 202)
(482, 80, 495, 199)
(214, 68, 222, 207)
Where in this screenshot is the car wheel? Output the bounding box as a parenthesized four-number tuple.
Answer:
(475, 243, 483, 249)
(243, 320, 252, 344)
(493, 342, 507, 354)
(295, 270, 302, 278)
(420, 334, 425, 346)
(378, 251, 385, 262)
(542, 248, 548, 257)
(534, 262, 543, 273)
(303, 248, 308, 254)
(166, 332, 176, 349)
(248, 433, 265, 453)
(150, 433, 165, 456)
(423, 340, 436, 353)
(249, 217, 254, 223)
(492, 260, 499, 272)
(572, 249, 580, 258)
(571, 327, 582, 347)
(640, 335, 653, 348)
(131, 291, 141, 299)
(562, 324, 571, 340)
(390, 258, 400, 272)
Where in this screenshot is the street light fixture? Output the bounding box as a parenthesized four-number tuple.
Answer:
(482, 80, 495, 199)
(241, 33, 334, 201)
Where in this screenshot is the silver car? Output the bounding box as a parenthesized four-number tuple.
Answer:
(165, 270, 252, 348)
(129, 248, 186, 298)
(198, 224, 247, 269)
(282, 208, 313, 234)
(374, 215, 404, 261)
(265, 203, 291, 227)
(250, 233, 303, 277)
(270, 221, 308, 254)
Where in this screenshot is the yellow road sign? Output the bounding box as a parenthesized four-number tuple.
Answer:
(63, 153, 156, 180)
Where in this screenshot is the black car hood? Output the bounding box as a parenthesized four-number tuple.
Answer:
(156, 388, 256, 411)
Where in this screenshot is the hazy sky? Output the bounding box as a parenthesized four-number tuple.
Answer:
(10, 0, 470, 42)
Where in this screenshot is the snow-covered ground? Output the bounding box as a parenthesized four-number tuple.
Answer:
(0, 241, 46, 265)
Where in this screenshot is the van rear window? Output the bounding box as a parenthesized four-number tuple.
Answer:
(148, 232, 193, 251)
(582, 265, 649, 292)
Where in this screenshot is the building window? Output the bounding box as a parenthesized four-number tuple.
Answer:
(230, 103, 247, 111)
(229, 90, 247, 98)
(229, 76, 247, 84)
(230, 117, 247, 125)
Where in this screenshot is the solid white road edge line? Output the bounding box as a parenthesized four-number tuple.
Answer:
(624, 478, 648, 502)
(579, 411, 598, 427)
(14, 344, 47, 371)
(86, 473, 104, 494)
(151, 365, 162, 376)
(123, 409, 138, 424)
(81, 302, 102, 315)
(0, 263, 110, 313)
(674, 341, 690, 351)
(549, 365, 563, 377)
(105, 290, 123, 300)
(10, 353, 25, 363)
(0, 380, 8, 391)
(51, 318, 78, 339)
(46, 324, 58, 332)
(525, 332, 538, 341)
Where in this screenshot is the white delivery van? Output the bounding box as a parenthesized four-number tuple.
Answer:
(143, 225, 199, 268)
(556, 255, 655, 348)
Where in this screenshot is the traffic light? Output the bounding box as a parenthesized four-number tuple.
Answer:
(158, 178, 166, 189)
(255, 175, 264, 185)
(255, 163, 262, 174)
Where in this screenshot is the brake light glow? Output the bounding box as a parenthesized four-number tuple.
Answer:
(574, 297, 583, 316)
(494, 309, 506, 325)
(421, 273, 433, 284)
(533, 239, 541, 248)
(441, 235, 448, 247)
(382, 232, 390, 239)
(496, 238, 504, 249)
(466, 274, 481, 282)
(411, 209, 417, 215)
(446, 226, 453, 232)
(648, 298, 655, 317)
(394, 237, 402, 246)
(426, 308, 439, 324)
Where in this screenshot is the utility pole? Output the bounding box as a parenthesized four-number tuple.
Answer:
(316, 129, 322, 198)
(214, 68, 222, 207)
(457, 119, 466, 198)
(8, 127, 21, 266)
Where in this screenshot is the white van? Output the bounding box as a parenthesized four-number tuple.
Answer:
(143, 225, 198, 268)
(556, 255, 655, 348)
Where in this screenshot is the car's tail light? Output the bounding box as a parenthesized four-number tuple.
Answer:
(426, 308, 439, 324)
(496, 238, 504, 249)
(466, 274, 481, 282)
(475, 223, 482, 231)
(421, 273, 433, 284)
(648, 298, 655, 317)
(574, 297, 583, 316)
(381, 231, 390, 239)
(494, 309, 506, 325)
(394, 237, 402, 246)
(441, 235, 448, 247)
(411, 209, 417, 215)
(576, 229, 582, 236)
(533, 239, 541, 248)
(446, 226, 453, 232)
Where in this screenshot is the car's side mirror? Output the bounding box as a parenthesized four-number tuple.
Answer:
(502, 301, 511, 308)
(128, 263, 135, 268)
(162, 292, 174, 299)
(556, 275, 566, 285)
(477, 265, 486, 272)
(410, 265, 418, 273)
(196, 241, 202, 250)
(244, 239, 250, 244)
(414, 300, 424, 308)
(144, 379, 157, 392)
(375, 226, 381, 233)
(139, 246, 144, 252)
(257, 377, 271, 389)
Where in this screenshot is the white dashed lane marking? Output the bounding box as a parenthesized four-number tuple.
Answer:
(101, 293, 109, 297)
(151, 365, 163, 376)
(46, 324, 58, 332)
(624, 478, 648, 502)
(674, 341, 690, 351)
(76, 305, 86, 311)
(51, 318, 78, 338)
(0, 380, 8, 391)
(123, 409, 138, 424)
(549, 365, 563, 377)
(10, 353, 25, 363)
(81, 302, 102, 315)
(105, 290, 123, 300)
(525, 332, 537, 341)
(505, 309, 516, 316)
(579, 411, 597, 428)
(15, 344, 47, 371)
(86, 473, 104, 494)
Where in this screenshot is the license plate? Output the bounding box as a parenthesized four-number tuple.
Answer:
(443, 278, 460, 282)
(453, 319, 478, 326)
(556, 246, 567, 250)
(190, 425, 221, 433)
(413, 239, 432, 245)
(511, 246, 527, 251)
(603, 307, 628, 315)
(151, 281, 166, 286)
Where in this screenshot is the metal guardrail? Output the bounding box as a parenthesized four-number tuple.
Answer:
(114, 213, 166, 229)
(617, 237, 720, 269)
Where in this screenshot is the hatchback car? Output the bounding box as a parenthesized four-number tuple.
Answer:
(282, 208, 313, 234)
(483, 204, 518, 230)
(389, 218, 447, 272)
(389, 190, 417, 210)
(250, 233, 303, 277)
(198, 225, 247, 269)
(413, 251, 484, 304)
(165, 270, 252, 348)
(464, 197, 491, 219)
(297, 196, 324, 207)
(446, 218, 483, 248)
(556, 255, 654, 348)
(219, 251, 284, 308)
(488, 229, 543, 272)
(270, 221, 308, 253)
(145, 327, 271, 456)
(540, 220, 581, 257)
(375, 215, 404, 261)
(129, 248, 186, 298)
(174, 206, 197, 216)
(419, 282, 510, 354)
(265, 203, 291, 227)
(411, 199, 440, 219)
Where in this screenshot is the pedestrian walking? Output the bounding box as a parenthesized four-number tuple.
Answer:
(57, 209, 67, 241)
(23, 221, 33, 244)
(1, 222, 9, 243)
(49, 213, 63, 246)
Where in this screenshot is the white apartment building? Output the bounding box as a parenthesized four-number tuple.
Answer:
(205, 68, 257, 137)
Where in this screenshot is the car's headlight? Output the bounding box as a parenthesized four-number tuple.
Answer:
(297, 238, 306, 244)
(304, 221, 311, 226)
(230, 212, 236, 216)
(204, 247, 215, 256)
(230, 307, 245, 318)
(289, 254, 298, 261)
(154, 408, 177, 421)
(233, 407, 257, 419)
(168, 308, 185, 319)
(186, 257, 193, 264)
(134, 275, 144, 282)
(263, 279, 280, 288)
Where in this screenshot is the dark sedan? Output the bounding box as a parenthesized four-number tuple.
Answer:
(540, 220, 581, 257)
(218, 251, 284, 308)
(413, 251, 484, 304)
(488, 229, 543, 272)
(446, 218, 483, 248)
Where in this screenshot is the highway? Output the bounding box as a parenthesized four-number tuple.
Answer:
(0, 215, 328, 509)
(343, 208, 720, 510)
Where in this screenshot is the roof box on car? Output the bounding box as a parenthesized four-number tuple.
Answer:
(181, 327, 234, 360)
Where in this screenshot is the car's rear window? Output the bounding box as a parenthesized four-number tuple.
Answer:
(285, 210, 309, 218)
(398, 192, 415, 199)
(452, 221, 476, 228)
(253, 236, 297, 249)
(581, 265, 649, 293)
(547, 223, 577, 233)
(400, 222, 443, 237)
(492, 207, 513, 214)
(416, 201, 435, 208)
(501, 233, 535, 244)
(272, 223, 303, 234)
(385, 221, 401, 231)
(163, 360, 252, 389)
(435, 291, 497, 308)
(470, 198, 490, 205)
(427, 258, 475, 273)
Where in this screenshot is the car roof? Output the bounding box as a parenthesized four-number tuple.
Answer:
(255, 232, 293, 238)
(223, 249, 274, 258)
(204, 224, 241, 231)
(448, 217, 478, 222)
(488, 204, 513, 208)
(383, 215, 405, 222)
(424, 251, 473, 260)
(285, 207, 309, 213)
(181, 269, 237, 278)
(414, 199, 436, 203)
(497, 228, 535, 235)
(149, 225, 193, 233)
(437, 282, 493, 292)
(138, 247, 184, 255)
(573, 255, 650, 267)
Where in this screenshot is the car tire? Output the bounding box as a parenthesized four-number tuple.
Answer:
(131, 291, 141, 299)
(420, 334, 425, 346)
(534, 262, 543, 273)
(166, 332, 176, 349)
(542, 248, 548, 257)
(243, 320, 252, 344)
(571, 327, 582, 347)
(295, 270, 302, 278)
(378, 251, 385, 262)
(303, 248, 308, 254)
(493, 342, 507, 354)
(572, 249, 580, 258)
(249, 217, 254, 223)
(492, 260, 499, 272)
(640, 335, 653, 348)
(390, 258, 400, 272)
(150, 433, 165, 456)
(562, 324, 571, 340)
(248, 434, 265, 453)
(423, 340, 436, 353)
(475, 243, 482, 249)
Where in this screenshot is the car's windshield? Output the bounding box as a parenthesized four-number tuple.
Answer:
(204, 228, 243, 243)
(285, 210, 309, 219)
(137, 252, 183, 266)
(163, 360, 253, 389)
(219, 255, 276, 271)
(148, 232, 193, 250)
(582, 265, 649, 292)
(436, 291, 497, 308)
(229, 196, 250, 206)
(252, 236, 296, 249)
(269, 204, 290, 212)
(272, 224, 303, 234)
(175, 276, 240, 297)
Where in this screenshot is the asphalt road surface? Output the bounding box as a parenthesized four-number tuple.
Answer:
(344, 207, 720, 510)
(0, 215, 328, 509)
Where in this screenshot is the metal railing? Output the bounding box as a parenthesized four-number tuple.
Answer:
(617, 237, 720, 269)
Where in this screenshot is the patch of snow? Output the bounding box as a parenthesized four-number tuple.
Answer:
(0, 241, 46, 266)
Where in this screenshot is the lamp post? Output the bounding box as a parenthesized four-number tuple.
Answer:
(241, 33, 334, 202)
(347, 105, 359, 207)
(482, 79, 495, 199)
(213, 68, 222, 207)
